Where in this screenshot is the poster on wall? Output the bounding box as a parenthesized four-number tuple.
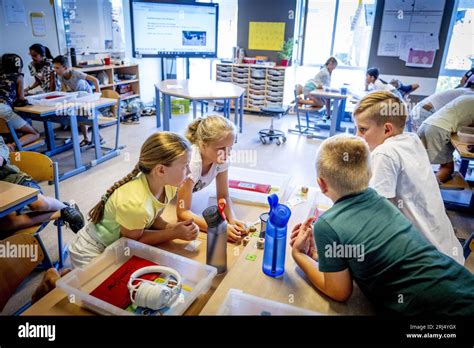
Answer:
(248, 22, 285, 51)
(377, 0, 445, 67)
(2, 0, 27, 25)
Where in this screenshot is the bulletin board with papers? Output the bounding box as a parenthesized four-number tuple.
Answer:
(377, 0, 445, 68)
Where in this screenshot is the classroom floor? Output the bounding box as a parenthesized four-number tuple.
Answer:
(2, 109, 473, 315)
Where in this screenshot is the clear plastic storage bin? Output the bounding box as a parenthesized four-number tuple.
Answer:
(217, 289, 321, 315)
(56, 238, 217, 316)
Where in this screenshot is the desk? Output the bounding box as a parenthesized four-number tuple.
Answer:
(0, 181, 39, 218)
(15, 98, 122, 181)
(200, 186, 374, 315)
(440, 134, 474, 209)
(309, 89, 350, 137)
(451, 134, 474, 177)
(155, 80, 246, 133)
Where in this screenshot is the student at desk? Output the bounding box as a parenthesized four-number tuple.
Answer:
(177, 115, 246, 243)
(0, 54, 41, 151)
(290, 135, 474, 315)
(0, 135, 84, 235)
(365, 67, 419, 99)
(410, 74, 474, 131)
(301, 57, 338, 114)
(25, 44, 58, 94)
(52, 55, 102, 147)
(418, 95, 474, 183)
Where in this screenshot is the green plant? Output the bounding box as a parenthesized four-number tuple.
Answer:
(278, 38, 294, 60)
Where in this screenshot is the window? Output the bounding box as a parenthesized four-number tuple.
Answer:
(303, 0, 375, 68)
(443, 0, 474, 71)
(437, 0, 474, 91)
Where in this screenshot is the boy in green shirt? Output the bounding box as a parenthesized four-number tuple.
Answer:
(290, 134, 474, 315)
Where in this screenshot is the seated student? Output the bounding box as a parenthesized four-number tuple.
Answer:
(418, 95, 474, 183)
(69, 132, 199, 268)
(0, 136, 84, 234)
(365, 67, 419, 98)
(52, 55, 101, 147)
(290, 134, 474, 315)
(352, 91, 463, 264)
(302, 57, 338, 114)
(0, 54, 41, 151)
(410, 74, 474, 130)
(176, 115, 246, 242)
(25, 44, 58, 94)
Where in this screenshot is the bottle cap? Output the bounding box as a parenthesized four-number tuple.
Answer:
(202, 205, 224, 228)
(267, 194, 291, 227)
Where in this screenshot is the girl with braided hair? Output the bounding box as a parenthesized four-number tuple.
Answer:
(69, 132, 199, 268)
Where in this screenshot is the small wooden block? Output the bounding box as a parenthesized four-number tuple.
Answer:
(257, 238, 265, 249)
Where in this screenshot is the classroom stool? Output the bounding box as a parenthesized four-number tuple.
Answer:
(258, 106, 289, 146)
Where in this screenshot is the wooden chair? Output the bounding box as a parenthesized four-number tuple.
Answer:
(0, 234, 44, 312)
(8, 151, 66, 269)
(0, 118, 45, 151)
(463, 232, 474, 260)
(100, 89, 121, 125)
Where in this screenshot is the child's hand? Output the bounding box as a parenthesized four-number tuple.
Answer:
(290, 217, 315, 247)
(173, 219, 199, 241)
(289, 222, 302, 247)
(227, 224, 242, 243)
(230, 219, 247, 235)
(307, 232, 318, 261)
(292, 225, 312, 254)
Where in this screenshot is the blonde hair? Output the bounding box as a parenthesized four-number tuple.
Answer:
(185, 115, 236, 146)
(88, 132, 190, 224)
(316, 134, 371, 196)
(353, 90, 408, 130)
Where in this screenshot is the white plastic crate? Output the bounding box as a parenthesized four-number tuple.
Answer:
(217, 289, 321, 315)
(26, 91, 101, 106)
(57, 238, 217, 316)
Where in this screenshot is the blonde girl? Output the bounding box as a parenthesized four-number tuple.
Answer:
(69, 132, 199, 268)
(177, 115, 246, 243)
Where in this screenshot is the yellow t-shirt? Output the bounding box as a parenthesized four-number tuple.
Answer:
(94, 172, 177, 246)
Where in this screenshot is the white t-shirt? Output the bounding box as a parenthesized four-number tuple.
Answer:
(370, 79, 396, 92)
(189, 144, 230, 192)
(370, 133, 464, 264)
(313, 66, 331, 87)
(420, 88, 474, 112)
(423, 95, 474, 132)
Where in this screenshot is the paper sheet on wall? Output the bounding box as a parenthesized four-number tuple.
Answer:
(2, 0, 26, 25)
(406, 49, 435, 68)
(377, 0, 445, 66)
(248, 22, 285, 51)
(30, 12, 46, 37)
(377, 32, 401, 57)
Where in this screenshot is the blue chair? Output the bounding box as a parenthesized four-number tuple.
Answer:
(0, 118, 45, 152)
(288, 84, 326, 138)
(463, 232, 474, 260)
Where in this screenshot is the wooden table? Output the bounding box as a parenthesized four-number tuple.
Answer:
(451, 134, 474, 176)
(200, 186, 374, 315)
(0, 181, 39, 218)
(441, 134, 474, 209)
(15, 98, 122, 181)
(155, 80, 246, 132)
(309, 89, 350, 137)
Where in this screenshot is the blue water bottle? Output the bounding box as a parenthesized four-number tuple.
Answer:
(262, 194, 291, 277)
